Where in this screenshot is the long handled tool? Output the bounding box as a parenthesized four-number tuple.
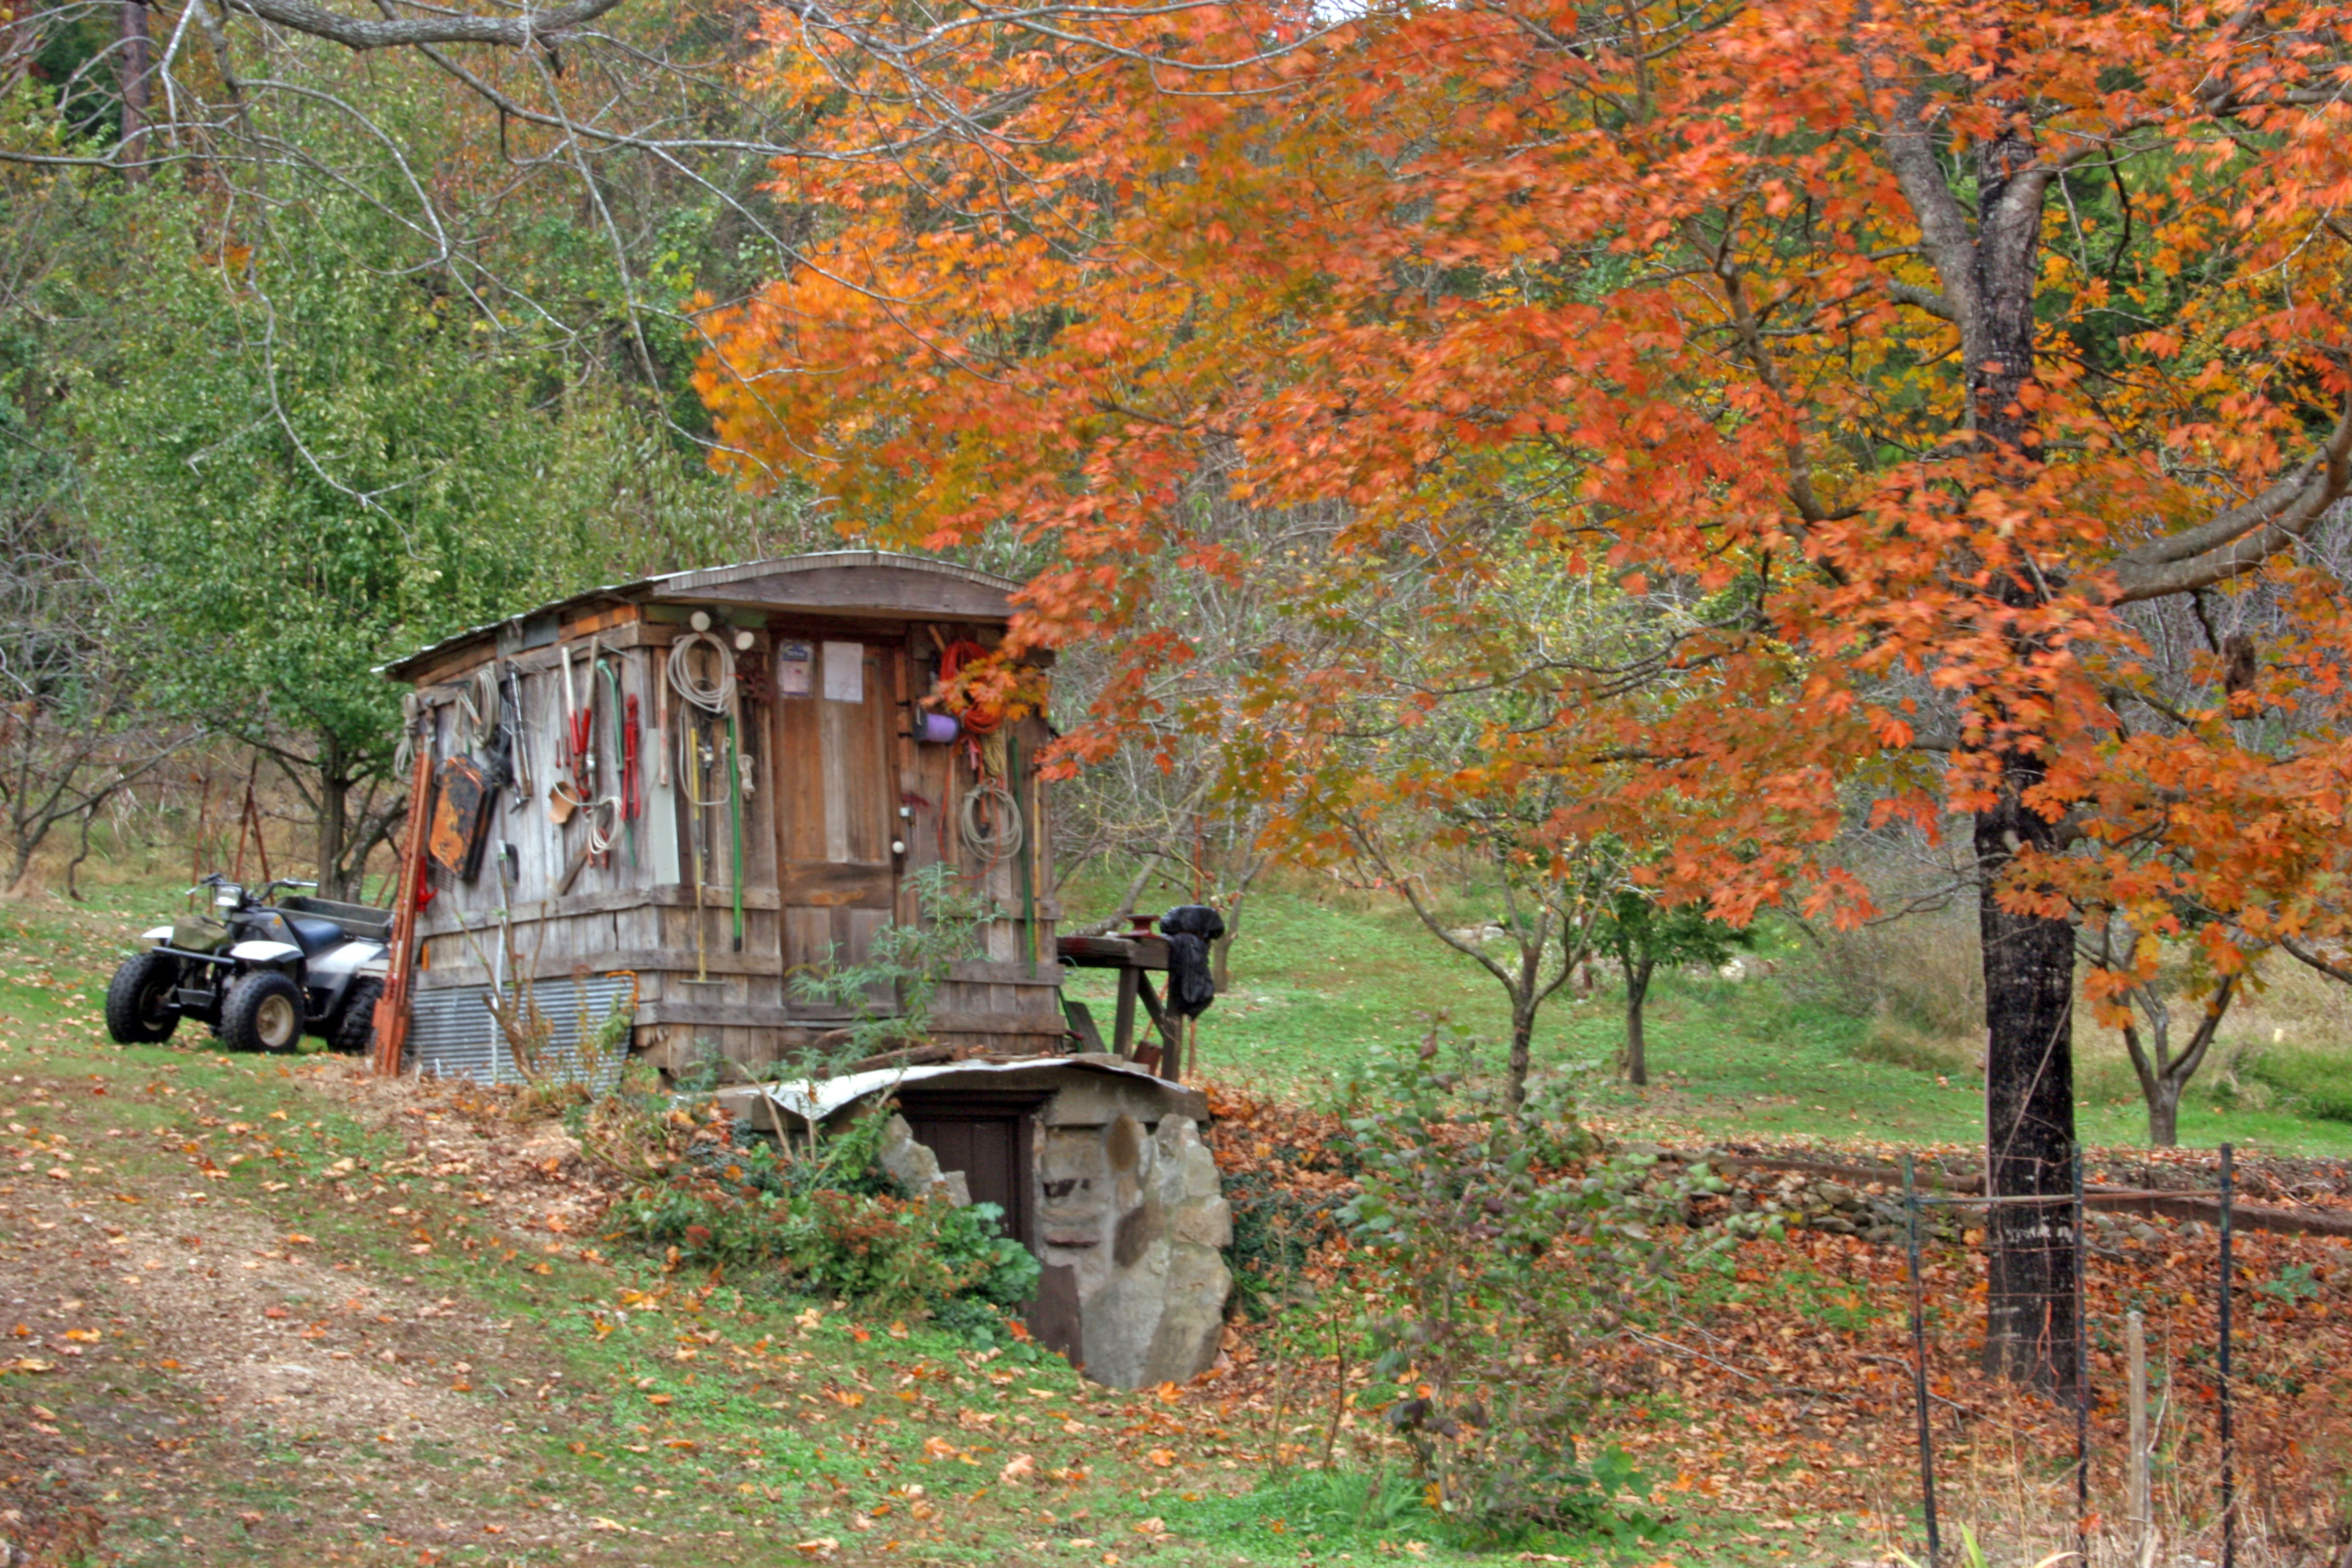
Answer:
(668, 630, 743, 979)
(726, 712, 745, 952)
(683, 719, 715, 985)
(373, 719, 438, 1076)
(548, 641, 583, 822)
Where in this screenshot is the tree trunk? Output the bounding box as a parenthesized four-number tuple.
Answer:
(117, 0, 151, 181)
(1967, 107, 2079, 1393)
(1506, 1000, 1534, 1112)
(1975, 773, 2079, 1393)
(319, 737, 352, 901)
(2147, 1077, 2179, 1148)
(1622, 957, 1653, 1087)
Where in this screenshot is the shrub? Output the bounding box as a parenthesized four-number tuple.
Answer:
(1223, 1163, 1345, 1320)
(790, 863, 997, 1068)
(2242, 1040, 2352, 1123)
(1334, 1042, 1759, 1538)
(618, 1104, 1039, 1321)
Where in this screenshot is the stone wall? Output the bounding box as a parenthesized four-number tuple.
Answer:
(1036, 1111, 1230, 1390)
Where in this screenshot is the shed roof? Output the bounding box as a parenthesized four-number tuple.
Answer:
(724, 1057, 1211, 1128)
(381, 550, 1025, 683)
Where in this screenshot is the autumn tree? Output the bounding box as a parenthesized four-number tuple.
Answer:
(696, 0, 2352, 1391)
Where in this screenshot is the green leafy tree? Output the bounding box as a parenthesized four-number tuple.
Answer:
(1591, 887, 1750, 1088)
(76, 193, 630, 895)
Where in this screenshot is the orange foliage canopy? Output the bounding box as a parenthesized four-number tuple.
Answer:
(697, 0, 2352, 997)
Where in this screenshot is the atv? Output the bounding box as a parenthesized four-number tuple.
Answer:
(105, 875, 393, 1055)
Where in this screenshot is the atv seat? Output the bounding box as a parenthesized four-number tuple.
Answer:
(285, 914, 355, 955)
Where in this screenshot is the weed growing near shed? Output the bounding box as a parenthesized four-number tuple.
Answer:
(1332, 1040, 1764, 1540)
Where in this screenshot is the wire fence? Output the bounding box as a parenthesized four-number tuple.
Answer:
(1901, 1146, 2242, 1568)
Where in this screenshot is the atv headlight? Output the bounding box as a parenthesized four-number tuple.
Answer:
(215, 887, 242, 910)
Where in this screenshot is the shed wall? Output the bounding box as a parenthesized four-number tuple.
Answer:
(404, 583, 1063, 1078)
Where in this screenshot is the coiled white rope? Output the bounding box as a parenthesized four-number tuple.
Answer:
(665, 632, 735, 714)
(466, 665, 502, 748)
(665, 631, 751, 797)
(960, 778, 1024, 864)
(583, 793, 624, 859)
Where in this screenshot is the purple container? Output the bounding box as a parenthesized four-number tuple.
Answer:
(915, 709, 962, 744)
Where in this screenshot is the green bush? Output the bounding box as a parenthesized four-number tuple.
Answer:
(2243, 1043, 2352, 1123)
(1224, 1164, 1344, 1321)
(619, 1107, 1040, 1322)
(1334, 1044, 1756, 1539)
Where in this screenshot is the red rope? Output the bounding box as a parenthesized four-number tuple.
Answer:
(938, 638, 1005, 733)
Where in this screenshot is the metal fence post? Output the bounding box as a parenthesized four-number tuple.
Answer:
(2127, 1310, 2150, 1563)
(1904, 1154, 1941, 1566)
(2218, 1142, 2235, 1568)
(2072, 1144, 2089, 1568)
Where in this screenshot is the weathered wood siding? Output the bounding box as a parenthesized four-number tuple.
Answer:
(406, 585, 1064, 1077)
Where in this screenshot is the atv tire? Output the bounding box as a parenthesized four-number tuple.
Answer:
(222, 971, 305, 1053)
(332, 979, 383, 1056)
(105, 952, 182, 1044)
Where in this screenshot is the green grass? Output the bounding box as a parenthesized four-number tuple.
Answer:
(16, 867, 2352, 1563)
(1065, 873, 2352, 1159)
(5, 881, 1688, 1566)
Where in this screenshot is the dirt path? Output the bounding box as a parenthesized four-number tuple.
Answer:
(0, 1059, 644, 1566)
(0, 1032, 1110, 1568)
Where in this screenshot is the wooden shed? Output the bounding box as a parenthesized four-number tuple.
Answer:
(379, 552, 1066, 1080)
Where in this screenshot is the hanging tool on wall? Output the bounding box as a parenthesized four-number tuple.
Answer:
(549, 640, 587, 823)
(592, 652, 634, 871)
(463, 662, 516, 800)
(501, 660, 534, 808)
(681, 714, 714, 985)
(726, 712, 745, 952)
(622, 691, 642, 861)
(668, 620, 746, 959)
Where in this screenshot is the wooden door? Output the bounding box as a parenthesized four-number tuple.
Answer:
(897, 1108, 1035, 1248)
(774, 635, 899, 1011)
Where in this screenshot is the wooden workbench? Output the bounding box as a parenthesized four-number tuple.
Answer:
(1055, 933, 1185, 1079)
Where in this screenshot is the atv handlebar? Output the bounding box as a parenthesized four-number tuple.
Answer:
(183, 874, 321, 908)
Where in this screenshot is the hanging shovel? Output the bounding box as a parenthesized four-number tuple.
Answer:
(548, 641, 582, 822)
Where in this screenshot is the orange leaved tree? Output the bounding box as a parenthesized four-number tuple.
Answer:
(699, 0, 2352, 1388)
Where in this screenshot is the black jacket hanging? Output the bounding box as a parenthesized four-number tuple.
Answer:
(1159, 904, 1226, 1018)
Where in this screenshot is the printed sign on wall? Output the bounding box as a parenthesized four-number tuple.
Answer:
(823, 641, 866, 703)
(777, 640, 814, 698)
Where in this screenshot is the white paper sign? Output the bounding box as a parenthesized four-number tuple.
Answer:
(777, 640, 813, 698)
(822, 640, 865, 703)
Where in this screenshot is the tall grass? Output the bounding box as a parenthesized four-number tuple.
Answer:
(1783, 906, 1986, 1078)
(1786, 902, 2352, 1128)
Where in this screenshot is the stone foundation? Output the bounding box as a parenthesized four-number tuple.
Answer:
(1037, 1112, 1230, 1390)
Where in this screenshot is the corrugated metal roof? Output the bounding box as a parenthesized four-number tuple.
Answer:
(751, 1057, 1180, 1124)
(379, 550, 1026, 683)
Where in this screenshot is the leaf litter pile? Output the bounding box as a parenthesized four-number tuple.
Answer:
(2, 910, 2349, 1566)
(1197, 1086, 2352, 1562)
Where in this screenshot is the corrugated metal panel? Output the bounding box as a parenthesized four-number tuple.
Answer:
(409, 976, 634, 1092)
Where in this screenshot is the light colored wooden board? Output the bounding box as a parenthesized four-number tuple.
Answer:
(415, 882, 787, 939)
(818, 689, 852, 863)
